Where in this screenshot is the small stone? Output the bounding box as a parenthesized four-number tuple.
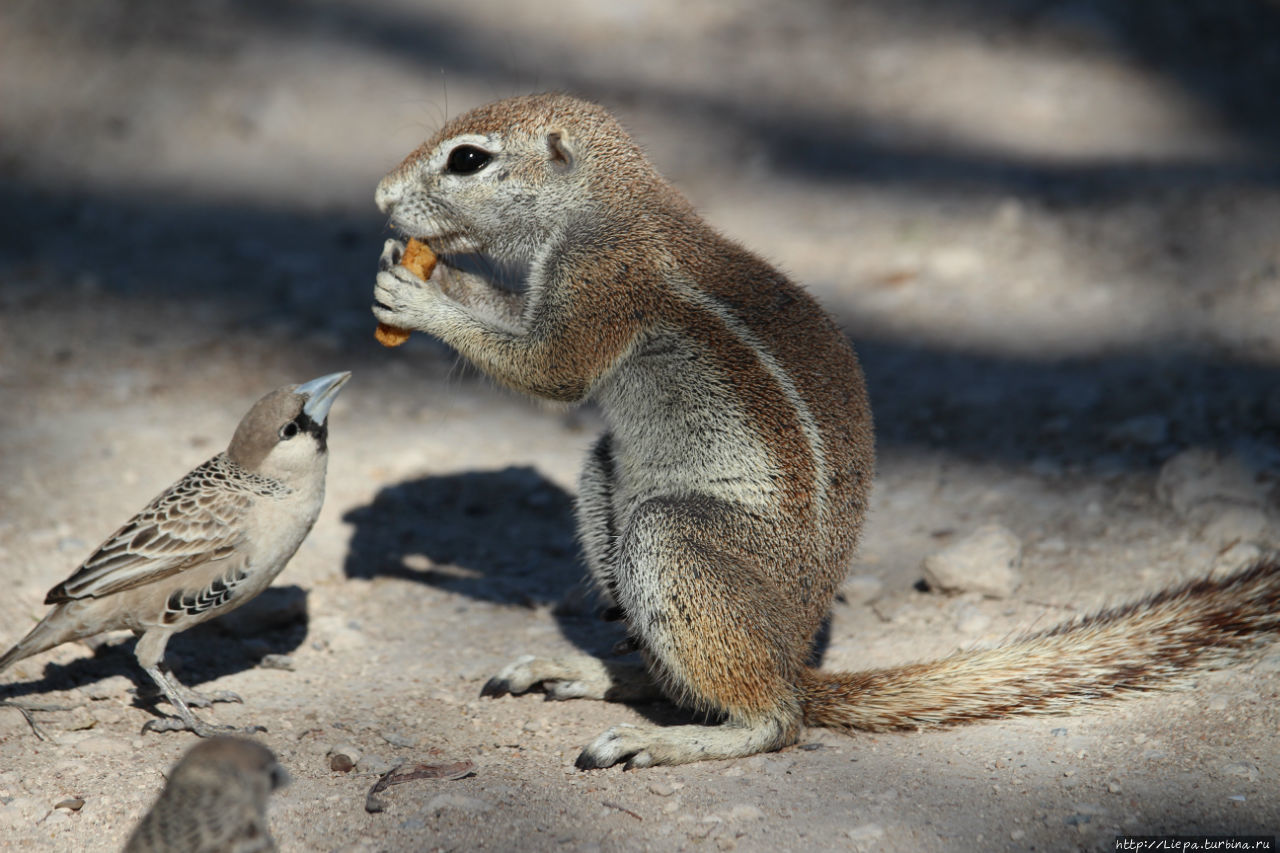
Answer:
(725, 804, 763, 821)
(1219, 761, 1260, 782)
(1107, 781, 1122, 794)
(328, 743, 361, 772)
(922, 524, 1023, 598)
(54, 798, 84, 812)
(258, 654, 295, 671)
(402, 554, 434, 572)
(649, 782, 676, 797)
(1156, 450, 1266, 517)
(841, 575, 884, 605)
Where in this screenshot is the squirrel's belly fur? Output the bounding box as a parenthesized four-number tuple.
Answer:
(374, 92, 1280, 767)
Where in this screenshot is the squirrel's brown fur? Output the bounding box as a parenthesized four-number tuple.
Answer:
(373, 93, 1280, 768)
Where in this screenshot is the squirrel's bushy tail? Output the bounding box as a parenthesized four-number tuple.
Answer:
(800, 557, 1280, 731)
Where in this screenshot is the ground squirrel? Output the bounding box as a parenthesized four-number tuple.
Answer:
(372, 93, 1280, 769)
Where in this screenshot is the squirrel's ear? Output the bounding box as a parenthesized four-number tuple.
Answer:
(548, 131, 575, 172)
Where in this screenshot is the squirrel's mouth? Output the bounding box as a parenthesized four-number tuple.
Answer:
(383, 228, 526, 293)
(395, 227, 475, 258)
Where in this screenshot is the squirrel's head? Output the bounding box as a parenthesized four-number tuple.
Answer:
(375, 93, 656, 266)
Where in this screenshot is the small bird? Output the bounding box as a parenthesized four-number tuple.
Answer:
(123, 736, 289, 853)
(0, 372, 351, 737)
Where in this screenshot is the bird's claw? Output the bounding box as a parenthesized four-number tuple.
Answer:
(0, 701, 65, 743)
(141, 715, 261, 738)
(179, 689, 244, 708)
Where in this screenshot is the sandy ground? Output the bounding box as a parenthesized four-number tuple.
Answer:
(1, 1, 1279, 850)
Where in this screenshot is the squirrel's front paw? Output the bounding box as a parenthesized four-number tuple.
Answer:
(372, 265, 443, 331)
(378, 237, 405, 271)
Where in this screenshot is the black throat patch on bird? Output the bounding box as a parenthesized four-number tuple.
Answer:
(297, 411, 328, 453)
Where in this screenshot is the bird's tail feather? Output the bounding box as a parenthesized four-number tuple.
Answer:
(801, 557, 1280, 730)
(0, 609, 78, 676)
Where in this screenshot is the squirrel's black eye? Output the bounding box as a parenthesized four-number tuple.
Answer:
(446, 145, 492, 175)
(279, 421, 300, 440)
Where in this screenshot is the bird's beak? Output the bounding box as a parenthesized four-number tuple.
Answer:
(296, 371, 352, 425)
(269, 762, 292, 791)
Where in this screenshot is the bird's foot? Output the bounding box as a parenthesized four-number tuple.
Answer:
(179, 688, 244, 708)
(0, 700, 70, 743)
(141, 715, 265, 738)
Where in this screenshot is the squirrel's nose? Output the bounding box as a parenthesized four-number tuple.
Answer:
(374, 178, 402, 215)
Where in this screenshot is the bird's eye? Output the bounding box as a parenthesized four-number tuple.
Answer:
(279, 421, 300, 440)
(445, 145, 492, 175)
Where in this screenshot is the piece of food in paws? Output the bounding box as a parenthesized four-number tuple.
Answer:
(374, 322, 412, 347)
(375, 239, 438, 347)
(400, 238, 437, 280)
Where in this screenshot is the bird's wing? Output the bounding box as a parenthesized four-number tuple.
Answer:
(46, 462, 253, 603)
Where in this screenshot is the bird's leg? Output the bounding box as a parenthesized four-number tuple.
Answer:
(135, 629, 252, 736)
(160, 665, 243, 707)
(140, 665, 239, 738)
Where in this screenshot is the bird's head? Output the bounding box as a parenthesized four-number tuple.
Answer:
(227, 371, 351, 478)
